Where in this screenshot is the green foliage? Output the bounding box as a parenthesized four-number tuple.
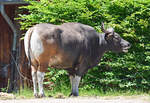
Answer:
(0, 88, 7, 92)
(44, 68, 69, 91)
(17, 0, 150, 92)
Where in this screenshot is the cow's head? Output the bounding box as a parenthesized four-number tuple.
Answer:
(101, 23, 131, 53)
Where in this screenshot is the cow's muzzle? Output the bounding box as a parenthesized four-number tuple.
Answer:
(122, 42, 131, 53)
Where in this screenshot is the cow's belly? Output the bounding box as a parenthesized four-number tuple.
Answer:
(37, 50, 73, 70)
(48, 53, 73, 69)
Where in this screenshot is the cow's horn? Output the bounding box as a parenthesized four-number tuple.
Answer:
(101, 22, 106, 33)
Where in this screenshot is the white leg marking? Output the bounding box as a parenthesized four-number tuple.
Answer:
(70, 75, 81, 96)
(31, 71, 38, 97)
(37, 71, 45, 97)
(69, 75, 73, 87)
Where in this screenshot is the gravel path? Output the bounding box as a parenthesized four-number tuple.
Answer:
(0, 96, 149, 103)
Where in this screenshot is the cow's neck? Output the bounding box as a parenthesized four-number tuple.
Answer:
(87, 33, 108, 68)
(98, 33, 108, 53)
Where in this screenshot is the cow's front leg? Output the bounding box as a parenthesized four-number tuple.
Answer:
(37, 70, 45, 98)
(31, 66, 38, 98)
(69, 75, 81, 96)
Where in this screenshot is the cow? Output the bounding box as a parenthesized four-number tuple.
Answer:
(24, 22, 130, 98)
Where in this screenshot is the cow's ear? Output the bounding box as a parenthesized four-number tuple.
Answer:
(101, 22, 106, 33)
(53, 28, 62, 35)
(105, 28, 114, 40)
(52, 28, 62, 39)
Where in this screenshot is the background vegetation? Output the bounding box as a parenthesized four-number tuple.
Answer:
(18, 0, 150, 94)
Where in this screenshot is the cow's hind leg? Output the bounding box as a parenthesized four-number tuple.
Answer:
(31, 66, 38, 98)
(69, 75, 81, 96)
(37, 70, 45, 98)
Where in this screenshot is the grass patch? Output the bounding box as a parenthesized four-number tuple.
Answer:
(15, 87, 34, 99)
(45, 85, 71, 97)
(79, 88, 150, 97)
(14, 86, 150, 99)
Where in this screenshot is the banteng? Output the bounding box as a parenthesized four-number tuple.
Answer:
(24, 22, 130, 97)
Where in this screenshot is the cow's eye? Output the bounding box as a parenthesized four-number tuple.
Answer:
(113, 36, 121, 42)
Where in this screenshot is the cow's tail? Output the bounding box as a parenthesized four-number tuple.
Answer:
(27, 27, 34, 69)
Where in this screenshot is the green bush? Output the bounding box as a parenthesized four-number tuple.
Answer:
(18, 0, 150, 91)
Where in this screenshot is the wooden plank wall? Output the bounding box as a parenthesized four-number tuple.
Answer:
(0, 5, 14, 90)
(0, 5, 14, 67)
(0, 5, 32, 90)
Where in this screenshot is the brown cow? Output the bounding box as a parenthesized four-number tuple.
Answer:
(24, 22, 130, 97)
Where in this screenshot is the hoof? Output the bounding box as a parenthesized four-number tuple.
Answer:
(38, 93, 45, 98)
(69, 93, 73, 97)
(34, 93, 38, 98)
(69, 93, 78, 97)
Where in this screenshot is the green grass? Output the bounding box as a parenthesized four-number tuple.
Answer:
(14, 86, 150, 99)
(15, 87, 34, 99)
(79, 89, 150, 97)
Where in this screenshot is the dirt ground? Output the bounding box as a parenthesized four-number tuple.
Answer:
(0, 96, 149, 103)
